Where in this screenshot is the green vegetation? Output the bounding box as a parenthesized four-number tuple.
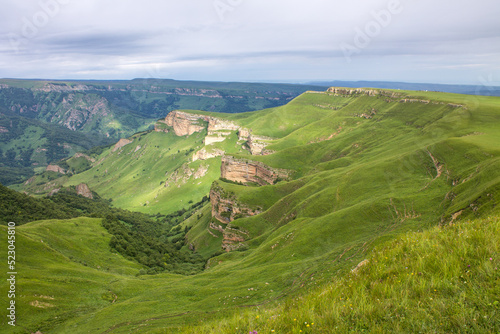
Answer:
(0, 112, 112, 185)
(2, 87, 500, 332)
(0, 79, 322, 184)
(184, 216, 500, 333)
(1, 184, 209, 275)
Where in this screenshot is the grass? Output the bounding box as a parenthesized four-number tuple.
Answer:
(183, 216, 500, 333)
(7, 87, 500, 332)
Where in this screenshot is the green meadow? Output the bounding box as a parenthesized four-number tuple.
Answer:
(3, 88, 500, 332)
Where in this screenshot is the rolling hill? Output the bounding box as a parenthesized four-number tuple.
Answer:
(3, 87, 500, 332)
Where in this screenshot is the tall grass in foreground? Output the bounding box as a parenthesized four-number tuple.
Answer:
(183, 217, 500, 333)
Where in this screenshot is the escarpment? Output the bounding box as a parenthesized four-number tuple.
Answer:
(221, 156, 290, 186)
(209, 184, 256, 251)
(192, 148, 225, 162)
(161, 111, 273, 156)
(326, 87, 401, 98)
(164, 110, 208, 136)
(209, 184, 262, 224)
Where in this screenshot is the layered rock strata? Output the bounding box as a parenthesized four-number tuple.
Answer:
(209, 185, 262, 224)
(162, 111, 273, 155)
(221, 156, 290, 186)
(164, 110, 207, 136)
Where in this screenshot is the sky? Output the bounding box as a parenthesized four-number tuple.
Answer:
(0, 0, 499, 85)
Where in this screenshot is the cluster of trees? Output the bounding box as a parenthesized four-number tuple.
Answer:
(103, 215, 203, 275)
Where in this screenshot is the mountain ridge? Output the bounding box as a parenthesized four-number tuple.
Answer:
(3, 87, 500, 332)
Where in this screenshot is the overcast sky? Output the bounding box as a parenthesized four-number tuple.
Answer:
(0, 0, 499, 85)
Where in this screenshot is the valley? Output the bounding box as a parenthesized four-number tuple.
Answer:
(1, 87, 500, 333)
(0, 79, 324, 186)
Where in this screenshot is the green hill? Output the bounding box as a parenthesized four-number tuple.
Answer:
(4, 87, 500, 332)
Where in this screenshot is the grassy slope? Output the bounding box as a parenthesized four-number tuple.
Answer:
(7, 88, 500, 332)
(184, 216, 500, 333)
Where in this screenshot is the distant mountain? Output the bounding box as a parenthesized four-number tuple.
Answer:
(309, 80, 500, 96)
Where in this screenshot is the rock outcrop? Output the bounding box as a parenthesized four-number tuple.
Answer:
(222, 226, 249, 252)
(192, 148, 225, 162)
(46, 164, 66, 174)
(327, 87, 380, 96)
(210, 183, 262, 224)
(76, 183, 93, 199)
(221, 156, 290, 186)
(112, 138, 132, 152)
(162, 111, 274, 155)
(247, 134, 273, 155)
(327, 87, 401, 98)
(164, 111, 207, 136)
(204, 131, 232, 145)
(207, 118, 239, 132)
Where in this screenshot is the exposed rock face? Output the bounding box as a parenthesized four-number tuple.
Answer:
(192, 148, 225, 162)
(222, 227, 249, 252)
(327, 87, 380, 96)
(57, 95, 110, 131)
(209, 222, 224, 233)
(112, 138, 132, 152)
(46, 164, 66, 174)
(204, 131, 232, 145)
(0, 126, 9, 133)
(209, 183, 262, 224)
(327, 87, 401, 98)
(207, 118, 239, 132)
(221, 156, 290, 186)
(163, 111, 273, 155)
(164, 110, 207, 136)
(247, 135, 273, 155)
(193, 165, 209, 179)
(400, 98, 430, 104)
(76, 183, 93, 199)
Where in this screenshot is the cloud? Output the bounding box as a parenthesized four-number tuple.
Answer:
(0, 0, 499, 84)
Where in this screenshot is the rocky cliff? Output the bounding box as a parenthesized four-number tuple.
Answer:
(327, 87, 403, 99)
(192, 148, 225, 162)
(163, 111, 273, 155)
(221, 156, 290, 186)
(221, 226, 249, 252)
(209, 183, 262, 224)
(164, 111, 208, 136)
